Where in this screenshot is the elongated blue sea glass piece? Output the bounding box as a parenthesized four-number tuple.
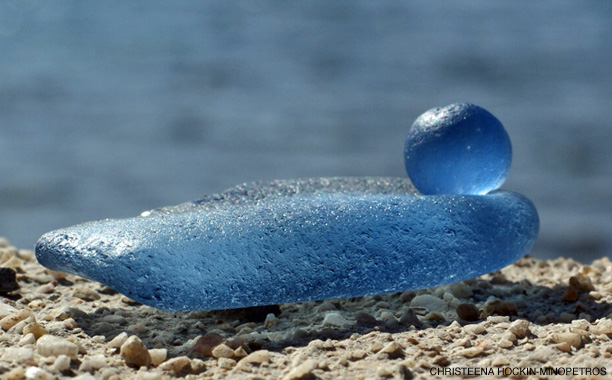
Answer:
(35, 177, 539, 311)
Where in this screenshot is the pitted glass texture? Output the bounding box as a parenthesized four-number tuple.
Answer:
(35, 177, 539, 311)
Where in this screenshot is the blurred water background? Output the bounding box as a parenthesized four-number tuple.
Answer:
(1, 1, 611, 262)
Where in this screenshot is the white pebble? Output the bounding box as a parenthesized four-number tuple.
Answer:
(37, 335, 79, 359)
(1, 347, 34, 362)
(212, 343, 235, 359)
(52, 355, 71, 372)
(25, 367, 52, 380)
(107, 332, 129, 349)
(592, 319, 612, 335)
(464, 323, 486, 335)
(322, 312, 348, 327)
(0, 303, 18, 319)
(458, 347, 483, 358)
(79, 354, 107, 371)
(410, 295, 447, 313)
(379, 311, 397, 322)
(238, 350, 271, 366)
(148, 348, 167, 367)
(508, 319, 530, 338)
(63, 318, 78, 330)
(18, 333, 36, 346)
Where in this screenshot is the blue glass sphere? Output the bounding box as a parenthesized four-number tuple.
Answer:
(404, 103, 512, 195)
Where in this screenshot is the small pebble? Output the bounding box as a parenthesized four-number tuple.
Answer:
(0, 267, 19, 294)
(349, 350, 367, 361)
(487, 315, 509, 324)
(73, 374, 97, 380)
(52, 355, 71, 373)
(188, 333, 224, 357)
(37, 335, 79, 359)
(398, 308, 422, 327)
(502, 332, 517, 342)
(432, 355, 450, 366)
(316, 301, 337, 312)
(562, 287, 579, 302)
(23, 322, 48, 340)
(508, 319, 530, 338)
(238, 350, 271, 366)
(35, 283, 55, 294)
(63, 318, 78, 330)
(464, 323, 486, 335)
(0, 303, 18, 319)
(148, 348, 167, 367)
(552, 332, 582, 349)
(120, 335, 151, 368)
(191, 358, 206, 375)
(410, 295, 447, 313)
(448, 282, 473, 299)
(376, 366, 393, 378)
(379, 311, 396, 322)
(1, 309, 33, 331)
(72, 288, 101, 301)
(355, 312, 378, 328)
(458, 347, 484, 358)
(592, 319, 612, 335)
(370, 341, 384, 353)
(78, 354, 107, 372)
(18, 333, 36, 346)
(556, 342, 572, 353)
(218, 357, 237, 369)
(6, 367, 26, 380)
(264, 313, 278, 328)
(569, 274, 595, 292)
(2, 347, 34, 362)
(54, 307, 86, 321)
(456, 303, 480, 321)
(212, 343, 235, 359)
(380, 342, 404, 359)
(25, 367, 52, 380)
(234, 346, 248, 358)
(107, 332, 129, 349)
(283, 359, 318, 380)
(485, 300, 517, 316)
(159, 356, 192, 373)
(322, 312, 348, 327)
(101, 314, 127, 325)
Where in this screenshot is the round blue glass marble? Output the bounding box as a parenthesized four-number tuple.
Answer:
(404, 103, 512, 195)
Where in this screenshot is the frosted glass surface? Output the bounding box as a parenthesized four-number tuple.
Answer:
(35, 177, 539, 311)
(404, 103, 512, 195)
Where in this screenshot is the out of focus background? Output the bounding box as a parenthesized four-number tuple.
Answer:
(1, 1, 610, 262)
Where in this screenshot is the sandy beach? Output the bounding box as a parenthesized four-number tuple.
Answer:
(1, 237, 611, 379)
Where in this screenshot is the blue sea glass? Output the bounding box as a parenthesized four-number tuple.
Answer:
(35, 178, 539, 311)
(35, 103, 539, 311)
(404, 103, 512, 195)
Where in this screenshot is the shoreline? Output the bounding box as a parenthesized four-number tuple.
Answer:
(1, 238, 611, 379)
